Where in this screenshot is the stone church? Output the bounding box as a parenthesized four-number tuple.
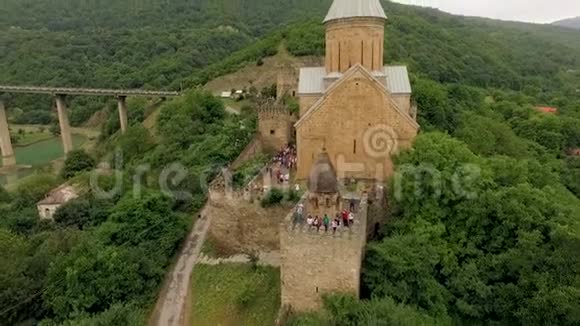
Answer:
(295, 0, 419, 182)
(218, 0, 421, 314)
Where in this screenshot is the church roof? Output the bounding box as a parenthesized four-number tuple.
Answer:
(298, 67, 326, 94)
(295, 64, 420, 130)
(385, 66, 412, 94)
(298, 66, 411, 95)
(308, 151, 338, 194)
(324, 0, 387, 23)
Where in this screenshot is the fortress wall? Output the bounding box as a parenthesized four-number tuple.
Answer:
(231, 135, 264, 170)
(206, 192, 289, 255)
(280, 195, 368, 312)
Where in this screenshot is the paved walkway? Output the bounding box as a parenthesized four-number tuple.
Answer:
(150, 211, 211, 326)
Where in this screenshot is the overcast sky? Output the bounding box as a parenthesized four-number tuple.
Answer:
(391, 0, 580, 24)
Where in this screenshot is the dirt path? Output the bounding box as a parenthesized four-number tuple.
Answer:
(149, 210, 211, 326)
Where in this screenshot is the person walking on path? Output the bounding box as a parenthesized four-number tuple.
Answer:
(306, 215, 314, 229)
(342, 209, 349, 227)
(323, 214, 330, 232)
(314, 215, 321, 232)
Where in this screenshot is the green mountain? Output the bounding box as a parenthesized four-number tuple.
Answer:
(1, 0, 579, 93)
(553, 17, 580, 30)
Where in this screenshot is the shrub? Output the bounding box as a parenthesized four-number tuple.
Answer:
(14, 110, 54, 125)
(61, 150, 96, 179)
(49, 123, 60, 136)
(13, 174, 58, 209)
(0, 185, 10, 203)
(261, 188, 284, 207)
(286, 189, 301, 203)
(53, 198, 111, 230)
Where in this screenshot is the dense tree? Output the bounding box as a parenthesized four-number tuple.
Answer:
(362, 133, 580, 324)
(13, 110, 54, 125)
(0, 229, 38, 325)
(288, 294, 450, 325)
(61, 149, 96, 179)
(455, 113, 529, 158)
(0, 184, 10, 203)
(56, 303, 145, 326)
(12, 174, 58, 209)
(43, 240, 156, 320)
(97, 192, 186, 252)
(53, 198, 111, 230)
(116, 124, 155, 165)
(563, 157, 580, 197)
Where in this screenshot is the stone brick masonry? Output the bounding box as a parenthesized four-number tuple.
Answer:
(280, 195, 368, 311)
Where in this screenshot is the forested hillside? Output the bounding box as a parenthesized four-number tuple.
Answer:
(1, 0, 580, 325)
(2, 0, 579, 124)
(553, 17, 580, 30)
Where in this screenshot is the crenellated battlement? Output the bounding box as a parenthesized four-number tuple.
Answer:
(257, 99, 293, 120)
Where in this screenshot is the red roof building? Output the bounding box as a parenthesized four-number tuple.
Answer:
(535, 106, 558, 114)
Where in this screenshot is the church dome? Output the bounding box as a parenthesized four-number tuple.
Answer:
(323, 0, 387, 23)
(308, 151, 338, 193)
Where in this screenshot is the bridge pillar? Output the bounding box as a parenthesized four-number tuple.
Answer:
(55, 95, 73, 154)
(117, 96, 128, 134)
(0, 101, 16, 167)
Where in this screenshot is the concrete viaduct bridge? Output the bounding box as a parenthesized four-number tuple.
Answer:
(0, 85, 180, 167)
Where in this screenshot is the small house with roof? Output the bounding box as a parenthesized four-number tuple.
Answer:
(37, 184, 78, 220)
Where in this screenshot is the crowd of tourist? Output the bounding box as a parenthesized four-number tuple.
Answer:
(274, 144, 297, 169)
(268, 144, 296, 184)
(293, 206, 355, 234)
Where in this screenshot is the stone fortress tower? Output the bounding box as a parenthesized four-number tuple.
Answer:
(277, 62, 299, 100)
(280, 151, 367, 312)
(257, 99, 295, 151)
(295, 0, 419, 182)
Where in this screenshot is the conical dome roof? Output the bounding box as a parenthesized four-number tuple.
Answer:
(308, 151, 338, 194)
(324, 0, 387, 23)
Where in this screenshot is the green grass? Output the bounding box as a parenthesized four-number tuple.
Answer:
(191, 264, 280, 326)
(14, 131, 53, 147)
(12, 134, 87, 167)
